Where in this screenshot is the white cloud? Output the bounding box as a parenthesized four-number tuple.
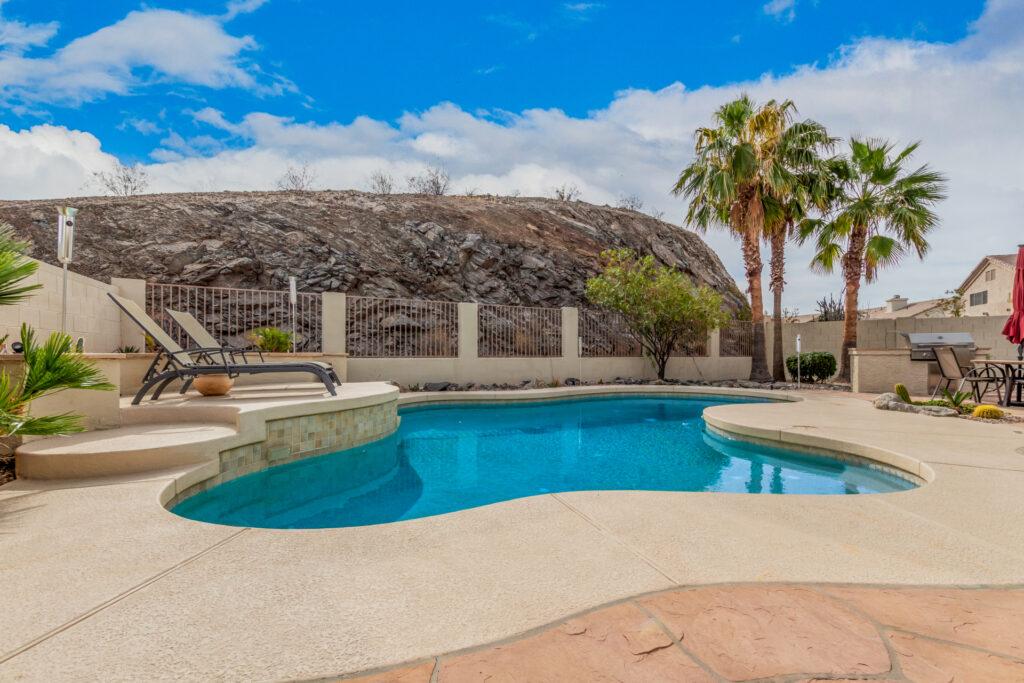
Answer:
(2, 1, 1022, 312)
(222, 0, 270, 23)
(0, 0, 58, 55)
(0, 7, 289, 107)
(118, 117, 162, 136)
(763, 0, 797, 22)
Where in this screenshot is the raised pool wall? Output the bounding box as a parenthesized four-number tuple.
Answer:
(166, 397, 399, 508)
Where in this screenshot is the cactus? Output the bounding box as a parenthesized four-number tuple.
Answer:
(893, 383, 912, 403)
(972, 404, 1005, 420)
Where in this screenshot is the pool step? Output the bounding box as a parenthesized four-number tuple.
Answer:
(16, 423, 236, 480)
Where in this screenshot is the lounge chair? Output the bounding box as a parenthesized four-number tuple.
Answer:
(165, 308, 339, 395)
(108, 294, 340, 404)
(932, 345, 1001, 402)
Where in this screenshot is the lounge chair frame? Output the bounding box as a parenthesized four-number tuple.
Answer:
(108, 294, 340, 404)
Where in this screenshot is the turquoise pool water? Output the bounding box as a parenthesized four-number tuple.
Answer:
(172, 395, 916, 528)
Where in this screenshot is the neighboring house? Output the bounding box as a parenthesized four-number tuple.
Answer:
(958, 254, 1017, 317)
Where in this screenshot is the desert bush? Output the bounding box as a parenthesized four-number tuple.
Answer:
(247, 327, 293, 352)
(785, 351, 837, 382)
(894, 383, 912, 403)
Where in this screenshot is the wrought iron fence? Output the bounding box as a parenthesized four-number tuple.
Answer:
(478, 304, 562, 358)
(579, 309, 642, 357)
(719, 321, 754, 357)
(145, 282, 323, 351)
(345, 296, 458, 358)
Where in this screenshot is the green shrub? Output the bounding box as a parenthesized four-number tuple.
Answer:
(247, 327, 293, 352)
(785, 352, 837, 383)
(972, 404, 1004, 420)
(894, 383, 912, 403)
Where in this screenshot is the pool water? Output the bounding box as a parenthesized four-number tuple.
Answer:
(172, 395, 916, 528)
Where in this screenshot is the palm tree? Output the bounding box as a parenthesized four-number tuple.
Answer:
(801, 139, 946, 381)
(674, 95, 801, 382)
(764, 133, 838, 379)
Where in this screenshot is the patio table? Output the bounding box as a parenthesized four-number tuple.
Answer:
(972, 359, 1024, 407)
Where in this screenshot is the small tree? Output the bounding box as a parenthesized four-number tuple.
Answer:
(367, 170, 395, 195)
(276, 163, 318, 191)
(616, 193, 644, 211)
(92, 162, 149, 196)
(586, 249, 729, 380)
(406, 166, 450, 195)
(815, 294, 845, 322)
(552, 183, 581, 202)
(938, 290, 965, 317)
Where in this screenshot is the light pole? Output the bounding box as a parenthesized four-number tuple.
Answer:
(288, 276, 297, 354)
(795, 334, 802, 389)
(57, 207, 77, 333)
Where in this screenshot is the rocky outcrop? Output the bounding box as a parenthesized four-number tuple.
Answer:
(0, 191, 745, 311)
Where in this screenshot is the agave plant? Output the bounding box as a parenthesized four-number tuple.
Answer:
(0, 325, 115, 436)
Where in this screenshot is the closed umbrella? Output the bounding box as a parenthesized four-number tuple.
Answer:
(1002, 245, 1024, 360)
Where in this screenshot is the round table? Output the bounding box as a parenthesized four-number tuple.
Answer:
(971, 359, 1024, 407)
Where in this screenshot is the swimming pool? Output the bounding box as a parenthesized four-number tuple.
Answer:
(172, 395, 916, 528)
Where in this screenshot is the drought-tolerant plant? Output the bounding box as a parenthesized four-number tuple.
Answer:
(893, 383, 912, 403)
(587, 248, 729, 380)
(941, 388, 972, 412)
(0, 326, 115, 436)
(972, 404, 1004, 420)
(785, 351, 837, 383)
(814, 294, 845, 322)
(247, 327, 293, 352)
(115, 345, 140, 354)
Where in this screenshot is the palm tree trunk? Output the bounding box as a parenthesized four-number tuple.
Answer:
(838, 226, 867, 382)
(769, 226, 787, 381)
(741, 200, 771, 383)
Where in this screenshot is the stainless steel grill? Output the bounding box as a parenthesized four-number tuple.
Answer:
(901, 332, 976, 362)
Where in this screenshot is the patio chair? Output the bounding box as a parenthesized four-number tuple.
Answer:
(932, 345, 1002, 402)
(166, 308, 338, 395)
(108, 294, 340, 405)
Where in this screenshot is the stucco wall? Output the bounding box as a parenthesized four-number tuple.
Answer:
(0, 258, 123, 352)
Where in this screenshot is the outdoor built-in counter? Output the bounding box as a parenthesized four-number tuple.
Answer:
(850, 348, 930, 396)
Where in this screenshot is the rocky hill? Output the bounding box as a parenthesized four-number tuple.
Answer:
(0, 191, 745, 311)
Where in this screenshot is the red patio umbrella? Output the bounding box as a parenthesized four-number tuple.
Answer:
(1002, 244, 1024, 359)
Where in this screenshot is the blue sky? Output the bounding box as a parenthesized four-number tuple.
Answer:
(0, 0, 1020, 312)
(2, 0, 983, 161)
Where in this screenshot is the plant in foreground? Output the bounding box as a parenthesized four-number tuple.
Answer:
(0, 325, 115, 437)
(893, 383, 912, 403)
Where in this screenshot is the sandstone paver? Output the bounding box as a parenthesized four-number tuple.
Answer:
(639, 585, 891, 680)
(437, 603, 714, 682)
(822, 586, 1024, 659)
(888, 631, 1024, 682)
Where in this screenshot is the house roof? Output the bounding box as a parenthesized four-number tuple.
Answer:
(858, 298, 944, 320)
(959, 253, 1018, 291)
(787, 297, 944, 323)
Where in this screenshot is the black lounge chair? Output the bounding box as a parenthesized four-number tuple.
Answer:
(165, 308, 340, 395)
(109, 294, 340, 404)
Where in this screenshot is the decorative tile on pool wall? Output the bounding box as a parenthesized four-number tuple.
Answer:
(168, 399, 398, 507)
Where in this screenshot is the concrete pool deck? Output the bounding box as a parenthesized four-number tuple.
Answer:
(2, 385, 1024, 679)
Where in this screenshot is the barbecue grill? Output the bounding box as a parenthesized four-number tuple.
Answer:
(901, 332, 977, 362)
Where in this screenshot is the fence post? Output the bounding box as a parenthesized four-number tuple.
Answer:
(561, 307, 579, 362)
(322, 292, 346, 355)
(708, 327, 721, 358)
(458, 302, 478, 361)
(111, 277, 146, 351)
